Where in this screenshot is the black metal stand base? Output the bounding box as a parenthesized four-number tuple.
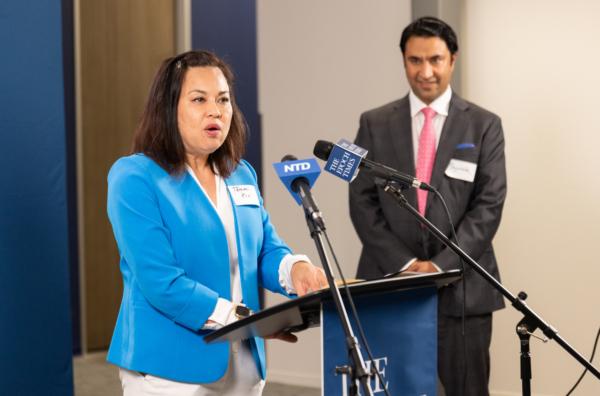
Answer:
(376, 179, 600, 395)
(303, 210, 374, 396)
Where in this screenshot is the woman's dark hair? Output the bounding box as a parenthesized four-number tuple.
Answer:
(399, 16, 459, 55)
(132, 50, 247, 177)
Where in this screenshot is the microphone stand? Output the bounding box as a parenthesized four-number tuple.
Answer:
(301, 207, 374, 396)
(376, 179, 600, 396)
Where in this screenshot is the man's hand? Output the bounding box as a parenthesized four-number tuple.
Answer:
(290, 261, 328, 296)
(406, 260, 438, 273)
(265, 331, 298, 343)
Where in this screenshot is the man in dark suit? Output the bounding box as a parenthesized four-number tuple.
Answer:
(349, 17, 506, 396)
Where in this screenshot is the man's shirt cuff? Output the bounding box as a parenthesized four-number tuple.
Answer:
(399, 258, 442, 273)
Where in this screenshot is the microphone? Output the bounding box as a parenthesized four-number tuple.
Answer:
(272, 155, 325, 228)
(313, 139, 434, 191)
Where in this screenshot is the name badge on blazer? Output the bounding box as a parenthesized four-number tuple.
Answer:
(228, 185, 260, 206)
(445, 159, 477, 182)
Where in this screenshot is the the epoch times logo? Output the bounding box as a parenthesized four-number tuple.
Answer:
(336, 357, 388, 395)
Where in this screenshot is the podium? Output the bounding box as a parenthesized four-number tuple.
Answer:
(205, 270, 461, 395)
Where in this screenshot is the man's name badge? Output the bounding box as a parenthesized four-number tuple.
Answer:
(445, 159, 477, 182)
(228, 185, 260, 206)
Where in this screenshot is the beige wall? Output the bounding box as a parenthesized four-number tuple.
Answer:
(463, 1, 600, 395)
(257, 0, 411, 386)
(259, 0, 600, 394)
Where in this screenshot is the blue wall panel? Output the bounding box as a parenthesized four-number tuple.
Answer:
(191, 0, 262, 185)
(0, 1, 74, 394)
(61, 0, 81, 357)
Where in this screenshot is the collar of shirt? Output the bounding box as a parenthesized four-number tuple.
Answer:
(409, 85, 452, 117)
(408, 86, 453, 166)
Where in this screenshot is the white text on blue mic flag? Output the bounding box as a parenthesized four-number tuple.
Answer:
(324, 139, 366, 182)
(273, 158, 321, 205)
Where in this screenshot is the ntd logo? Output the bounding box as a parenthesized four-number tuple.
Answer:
(273, 157, 320, 205)
(283, 162, 311, 172)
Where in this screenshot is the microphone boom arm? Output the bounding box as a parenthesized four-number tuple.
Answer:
(362, 161, 432, 190)
(375, 178, 600, 395)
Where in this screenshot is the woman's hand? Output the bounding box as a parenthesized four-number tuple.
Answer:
(290, 261, 328, 296)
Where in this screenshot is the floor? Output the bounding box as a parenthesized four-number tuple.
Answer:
(73, 352, 320, 396)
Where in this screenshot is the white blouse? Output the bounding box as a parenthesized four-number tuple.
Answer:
(186, 167, 309, 328)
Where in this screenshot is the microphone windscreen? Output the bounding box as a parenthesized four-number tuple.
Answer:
(281, 154, 298, 162)
(313, 140, 334, 161)
(314, 139, 366, 183)
(272, 157, 321, 205)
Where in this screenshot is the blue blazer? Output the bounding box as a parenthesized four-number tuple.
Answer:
(106, 154, 292, 383)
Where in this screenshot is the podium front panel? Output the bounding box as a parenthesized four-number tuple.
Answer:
(322, 286, 437, 395)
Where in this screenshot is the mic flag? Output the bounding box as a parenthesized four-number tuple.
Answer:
(273, 157, 321, 205)
(314, 139, 433, 191)
(322, 139, 367, 182)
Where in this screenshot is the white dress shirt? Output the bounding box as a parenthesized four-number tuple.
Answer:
(409, 85, 452, 166)
(149, 167, 309, 394)
(399, 86, 453, 272)
(186, 167, 307, 329)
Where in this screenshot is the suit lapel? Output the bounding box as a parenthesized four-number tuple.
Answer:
(389, 96, 417, 207)
(428, 94, 469, 193)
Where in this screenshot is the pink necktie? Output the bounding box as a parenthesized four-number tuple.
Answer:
(416, 107, 437, 215)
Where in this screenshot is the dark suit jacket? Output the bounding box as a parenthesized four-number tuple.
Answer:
(350, 93, 506, 316)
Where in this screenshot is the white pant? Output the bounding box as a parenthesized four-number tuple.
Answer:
(119, 341, 264, 396)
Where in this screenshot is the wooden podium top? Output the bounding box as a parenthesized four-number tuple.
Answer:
(204, 270, 461, 343)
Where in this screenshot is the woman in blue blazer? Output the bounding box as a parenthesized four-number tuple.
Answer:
(106, 50, 327, 395)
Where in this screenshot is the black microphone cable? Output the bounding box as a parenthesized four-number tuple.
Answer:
(430, 187, 468, 396)
(566, 325, 600, 395)
(430, 188, 466, 332)
(312, 139, 465, 393)
(321, 229, 392, 396)
(280, 153, 390, 395)
(436, 184, 600, 396)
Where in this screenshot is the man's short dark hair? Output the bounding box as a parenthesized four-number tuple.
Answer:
(399, 16, 458, 55)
